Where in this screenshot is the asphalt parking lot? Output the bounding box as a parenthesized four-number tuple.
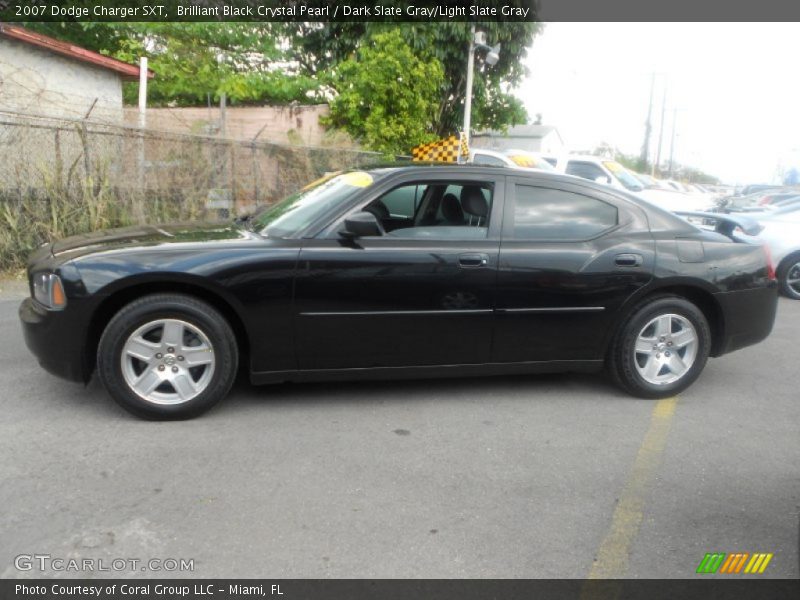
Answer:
(0, 285, 798, 579)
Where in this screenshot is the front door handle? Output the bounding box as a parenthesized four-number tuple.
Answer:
(458, 253, 489, 268)
(615, 253, 643, 267)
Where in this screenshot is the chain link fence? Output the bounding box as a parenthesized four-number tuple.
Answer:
(0, 110, 384, 270)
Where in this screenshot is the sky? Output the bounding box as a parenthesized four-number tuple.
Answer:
(519, 23, 800, 184)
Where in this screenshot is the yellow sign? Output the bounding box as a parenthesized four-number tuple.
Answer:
(341, 171, 374, 187)
(509, 154, 541, 168)
(411, 134, 470, 163)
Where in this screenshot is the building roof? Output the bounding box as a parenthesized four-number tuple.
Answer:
(0, 23, 153, 82)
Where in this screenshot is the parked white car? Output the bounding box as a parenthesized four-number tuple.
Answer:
(547, 154, 714, 212)
(549, 154, 645, 192)
(469, 148, 556, 171)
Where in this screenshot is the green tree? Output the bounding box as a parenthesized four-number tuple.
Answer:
(291, 19, 541, 136)
(24, 23, 322, 106)
(322, 30, 444, 155)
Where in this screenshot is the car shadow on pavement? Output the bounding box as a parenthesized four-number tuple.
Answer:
(221, 370, 630, 415)
(31, 367, 633, 421)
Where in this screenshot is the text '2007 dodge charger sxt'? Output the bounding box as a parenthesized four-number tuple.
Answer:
(20, 165, 778, 419)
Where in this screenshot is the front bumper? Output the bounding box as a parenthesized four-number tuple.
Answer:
(19, 297, 86, 382)
(713, 284, 778, 356)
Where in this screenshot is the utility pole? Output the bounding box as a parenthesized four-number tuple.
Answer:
(219, 93, 227, 139)
(653, 84, 667, 177)
(135, 56, 148, 223)
(463, 24, 476, 144)
(138, 57, 148, 130)
(639, 72, 655, 171)
(462, 26, 500, 148)
(668, 107, 678, 178)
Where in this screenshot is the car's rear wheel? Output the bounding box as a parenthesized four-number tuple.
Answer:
(608, 296, 711, 398)
(97, 294, 238, 419)
(778, 253, 800, 300)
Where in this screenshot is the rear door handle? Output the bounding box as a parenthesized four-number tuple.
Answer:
(458, 253, 489, 268)
(615, 253, 643, 267)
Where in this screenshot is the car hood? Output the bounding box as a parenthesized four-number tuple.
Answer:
(50, 222, 252, 257)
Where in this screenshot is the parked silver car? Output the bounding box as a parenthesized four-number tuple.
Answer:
(752, 211, 800, 299)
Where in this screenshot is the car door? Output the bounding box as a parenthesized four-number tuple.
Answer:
(293, 171, 505, 370)
(492, 176, 655, 363)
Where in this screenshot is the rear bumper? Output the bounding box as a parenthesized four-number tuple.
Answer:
(19, 297, 87, 382)
(713, 284, 778, 356)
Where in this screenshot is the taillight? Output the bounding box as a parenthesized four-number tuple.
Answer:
(763, 244, 777, 281)
(758, 195, 772, 205)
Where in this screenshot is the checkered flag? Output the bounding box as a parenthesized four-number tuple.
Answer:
(411, 134, 470, 163)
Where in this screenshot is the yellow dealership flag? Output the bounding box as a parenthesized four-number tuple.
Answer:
(411, 134, 470, 163)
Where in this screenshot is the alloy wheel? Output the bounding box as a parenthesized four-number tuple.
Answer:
(633, 313, 698, 385)
(120, 318, 215, 405)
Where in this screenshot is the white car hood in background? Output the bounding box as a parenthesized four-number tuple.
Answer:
(636, 189, 716, 212)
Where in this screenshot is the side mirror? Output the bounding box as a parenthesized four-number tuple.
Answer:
(341, 211, 383, 238)
(595, 175, 611, 185)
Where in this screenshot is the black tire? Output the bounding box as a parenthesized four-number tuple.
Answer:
(607, 295, 711, 399)
(97, 294, 238, 420)
(777, 253, 800, 300)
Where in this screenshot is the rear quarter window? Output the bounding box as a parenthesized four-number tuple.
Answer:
(513, 185, 618, 240)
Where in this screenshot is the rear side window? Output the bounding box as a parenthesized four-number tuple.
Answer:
(513, 185, 618, 240)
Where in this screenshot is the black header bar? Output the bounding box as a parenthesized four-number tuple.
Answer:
(3, 579, 800, 600)
(3, 0, 800, 22)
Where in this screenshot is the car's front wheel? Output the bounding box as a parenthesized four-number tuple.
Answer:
(608, 296, 711, 398)
(97, 294, 238, 419)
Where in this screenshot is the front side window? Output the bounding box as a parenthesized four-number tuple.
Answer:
(513, 185, 618, 241)
(362, 181, 494, 239)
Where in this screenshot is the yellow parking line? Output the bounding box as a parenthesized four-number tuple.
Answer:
(586, 397, 678, 580)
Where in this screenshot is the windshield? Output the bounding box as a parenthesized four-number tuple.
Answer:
(602, 161, 644, 192)
(254, 171, 376, 237)
(507, 152, 557, 171)
(635, 173, 657, 187)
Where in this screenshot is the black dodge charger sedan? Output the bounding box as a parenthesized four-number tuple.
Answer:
(20, 165, 778, 419)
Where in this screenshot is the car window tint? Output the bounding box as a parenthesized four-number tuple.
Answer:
(513, 185, 618, 240)
(566, 161, 607, 182)
(366, 181, 494, 239)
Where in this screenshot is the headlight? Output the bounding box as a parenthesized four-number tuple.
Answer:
(31, 273, 67, 309)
